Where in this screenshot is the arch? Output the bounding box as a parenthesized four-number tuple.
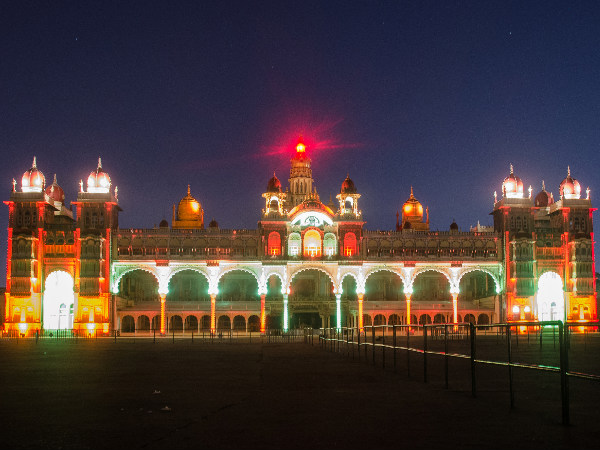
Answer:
(364, 269, 405, 301)
(118, 269, 159, 302)
(433, 313, 445, 324)
(167, 269, 209, 302)
(167, 266, 210, 285)
(419, 314, 432, 325)
(137, 315, 150, 331)
(217, 266, 260, 284)
(477, 314, 489, 324)
(362, 314, 372, 326)
(219, 269, 260, 302)
(184, 315, 198, 331)
(268, 231, 281, 256)
(303, 229, 322, 257)
(121, 315, 135, 332)
(343, 232, 357, 256)
(464, 314, 476, 324)
(412, 267, 452, 285)
(151, 315, 160, 331)
(412, 269, 451, 302)
(248, 315, 260, 332)
(113, 266, 159, 293)
(217, 315, 231, 330)
(200, 315, 211, 330)
(43, 270, 75, 330)
(364, 267, 407, 286)
(288, 232, 301, 256)
(233, 315, 246, 331)
(537, 271, 564, 321)
(373, 314, 386, 326)
(457, 267, 501, 294)
(169, 315, 183, 331)
(266, 273, 283, 298)
(288, 266, 336, 291)
(388, 314, 401, 325)
(340, 274, 357, 299)
(323, 232, 337, 257)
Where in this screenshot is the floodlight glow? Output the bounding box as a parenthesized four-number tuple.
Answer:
(524, 305, 531, 313)
(512, 305, 520, 314)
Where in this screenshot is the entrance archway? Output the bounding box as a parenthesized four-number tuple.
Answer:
(537, 272, 564, 321)
(43, 271, 75, 330)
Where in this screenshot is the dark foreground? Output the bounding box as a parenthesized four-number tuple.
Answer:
(1, 338, 599, 449)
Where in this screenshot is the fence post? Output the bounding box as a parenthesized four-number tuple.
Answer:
(382, 326, 386, 369)
(357, 327, 361, 361)
(559, 321, 570, 425)
(539, 324, 543, 350)
(423, 325, 428, 383)
(393, 325, 397, 372)
(407, 327, 411, 377)
(470, 322, 476, 398)
(444, 324, 448, 389)
(372, 326, 376, 366)
(114, 329, 117, 343)
(153, 329, 156, 344)
(507, 324, 514, 409)
(173, 330, 175, 343)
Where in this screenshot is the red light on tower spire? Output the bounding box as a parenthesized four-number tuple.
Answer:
(296, 142, 306, 153)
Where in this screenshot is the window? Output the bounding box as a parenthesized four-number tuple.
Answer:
(303, 229, 322, 257)
(344, 232, 357, 256)
(268, 231, 281, 256)
(288, 233, 301, 256)
(323, 233, 336, 256)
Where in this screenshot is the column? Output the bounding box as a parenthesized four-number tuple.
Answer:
(210, 293, 216, 334)
(405, 294, 412, 326)
(260, 294, 266, 333)
(159, 293, 166, 335)
(335, 293, 342, 330)
(283, 294, 289, 332)
(357, 293, 364, 331)
(452, 293, 459, 324)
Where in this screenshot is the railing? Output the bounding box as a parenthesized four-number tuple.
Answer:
(319, 321, 600, 426)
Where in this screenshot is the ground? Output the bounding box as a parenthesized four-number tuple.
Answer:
(1, 332, 599, 449)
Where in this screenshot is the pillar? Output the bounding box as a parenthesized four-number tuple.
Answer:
(260, 294, 266, 333)
(406, 294, 412, 326)
(210, 293, 216, 334)
(159, 293, 166, 335)
(283, 294, 289, 332)
(357, 293, 364, 331)
(452, 293, 458, 324)
(335, 293, 342, 330)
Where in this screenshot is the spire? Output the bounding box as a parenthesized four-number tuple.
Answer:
(32, 156, 37, 168)
(567, 166, 571, 177)
(98, 157, 102, 169)
(187, 184, 191, 196)
(410, 186, 414, 197)
(53, 173, 58, 185)
(510, 163, 513, 175)
(542, 180, 546, 191)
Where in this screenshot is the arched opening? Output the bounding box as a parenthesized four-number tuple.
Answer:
(389, 314, 401, 325)
(373, 314, 386, 326)
(268, 231, 281, 256)
(169, 315, 183, 331)
(200, 315, 211, 330)
(218, 271, 259, 303)
(233, 315, 246, 331)
(419, 314, 432, 325)
(459, 271, 497, 307)
(303, 229, 322, 257)
(464, 314, 476, 324)
(323, 233, 336, 257)
(433, 313, 446, 324)
(537, 272, 564, 321)
(184, 315, 198, 331)
(248, 315, 260, 332)
(341, 275, 357, 301)
(289, 269, 333, 329)
(412, 271, 451, 302)
(218, 315, 231, 330)
(362, 314, 372, 326)
(118, 270, 159, 302)
(137, 315, 150, 331)
(43, 271, 75, 330)
(151, 315, 160, 331)
(365, 271, 405, 302)
(266, 274, 282, 301)
(288, 232, 301, 256)
(477, 314, 489, 324)
(343, 232, 357, 257)
(121, 315, 135, 332)
(168, 270, 209, 302)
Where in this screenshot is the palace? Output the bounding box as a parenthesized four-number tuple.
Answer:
(3, 144, 597, 336)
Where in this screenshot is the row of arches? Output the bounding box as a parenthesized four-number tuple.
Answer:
(121, 314, 262, 332)
(267, 231, 358, 257)
(361, 313, 490, 326)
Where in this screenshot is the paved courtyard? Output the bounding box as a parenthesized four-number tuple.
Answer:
(1, 337, 599, 449)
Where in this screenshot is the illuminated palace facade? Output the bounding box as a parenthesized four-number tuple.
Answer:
(3, 145, 597, 336)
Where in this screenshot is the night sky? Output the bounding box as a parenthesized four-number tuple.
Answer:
(2, 1, 600, 287)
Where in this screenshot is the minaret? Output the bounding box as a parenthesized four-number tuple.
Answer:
(287, 141, 315, 208)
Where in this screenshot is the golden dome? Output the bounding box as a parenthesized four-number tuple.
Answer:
(402, 187, 423, 218)
(177, 185, 203, 222)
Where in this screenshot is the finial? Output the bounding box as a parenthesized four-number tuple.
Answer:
(12, 178, 16, 192)
(494, 191, 497, 203)
(586, 187, 590, 200)
(510, 163, 513, 175)
(273, 170, 276, 178)
(115, 186, 119, 199)
(79, 179, 84, 192)
(187, 184, 191, 196)
(98, 157, 102, 169)
(32, 156, 37, 168)
(542, 180, 546, 191)
(410, 186, 414, 197)
(53, 174, 57, 184)
(528, 185, 532, 199)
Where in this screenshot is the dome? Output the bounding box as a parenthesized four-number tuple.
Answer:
(87, 158, 111, 193)
(502, 164, 524, 199)
(341, 174, 357, 194)
(402, 187, 423, 218)
(450, 220, 458, 231)
(209, 218, 219, 228)
(534, 181, 553, 207)
(45, 174, 65, 204)
(177, 185, 203, 221)
(559, 167, 581, 200)
(21, 156, 46, 193)
(267, 172, 282, 192)
(159, 219, 169, 228)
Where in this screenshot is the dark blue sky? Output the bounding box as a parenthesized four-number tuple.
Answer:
(2, 1, 600, 286)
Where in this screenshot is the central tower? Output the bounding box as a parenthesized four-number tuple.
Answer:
(287, 142, 316, 209)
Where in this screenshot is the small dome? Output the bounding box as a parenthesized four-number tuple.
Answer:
(45, 174, 65, 204)
(209, 218, 218, 228)
(534, 181, 553, 207)
(559, 167, 581, 200)
(21, 157, 45, 193)
(502, 164, 524, 199)
(87, 158, 111, 193)
(267, 172, 282, 192)
(159, 219, 169, 228)
(178, 185, 203, 221)
(402, 187, 423, 218)
(341, 174, 357, 194)
(450, 220, 458, 231)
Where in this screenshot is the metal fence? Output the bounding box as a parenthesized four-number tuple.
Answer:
(319, 321, 600, 426)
